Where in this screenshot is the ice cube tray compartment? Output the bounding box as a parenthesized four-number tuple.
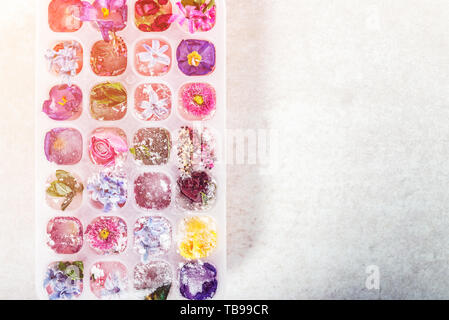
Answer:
(36, 0, 226, 300)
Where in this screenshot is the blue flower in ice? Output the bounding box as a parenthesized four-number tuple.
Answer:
(44, 266, 82, 300)
(134, 216, 172, 262)
(87, 169, 127, 212)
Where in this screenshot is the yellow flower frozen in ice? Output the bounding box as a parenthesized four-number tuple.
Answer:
(178, 216, 217, 260)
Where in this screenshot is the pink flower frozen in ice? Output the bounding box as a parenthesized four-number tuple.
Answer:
(90, 137, 117, 166)
(169, 1, 216, 34)
(89, 128, 128, 167)
(44, 128, 83, 165)
(43, 84, 83, 121)
(179, 83, 216, 120)
(78, 0, 128, 41)
(86, 216, 127, 255)
(47, 217, 83, 254)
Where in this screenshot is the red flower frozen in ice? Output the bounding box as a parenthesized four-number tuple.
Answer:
(135, 0, 172, 32)
(177, 171, 211, 203)
(135, 0, 160, 16)
(151, 13, 172, 31)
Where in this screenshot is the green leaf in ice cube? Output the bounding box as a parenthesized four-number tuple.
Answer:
(54, 181, 72, 197)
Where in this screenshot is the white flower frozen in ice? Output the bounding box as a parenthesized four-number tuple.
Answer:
(45, 42, 79, 82)
(140, 85, 169, 120)
(102, 272, 127, 299)
(137, 40, 170, 68)
(91, 265, 105, 280)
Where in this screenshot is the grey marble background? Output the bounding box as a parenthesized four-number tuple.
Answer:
(1, 0, 449, 299)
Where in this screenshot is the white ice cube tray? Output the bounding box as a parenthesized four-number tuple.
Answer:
(35, 0, 226, 300)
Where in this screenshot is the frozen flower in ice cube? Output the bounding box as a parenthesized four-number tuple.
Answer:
(175, 170, 216, 211)
(90, 261, 128, 299)
(44, 261, 84, 300)
(77, 0, 128, 41)
(169, 1, 216, 34)
(134, 216, 172, 262)
(87, 167, 127, 212)
(134, 261, 172, 300)
(48, 0, 83, 32)
(135, 39, 171, 76)
(46, 41, 83, 79)
(135, 0, 173, 32)
(47, 217, 83, 254)
(44, 128, 83, 165)
(179, 261, 217, 300)
(134, 83, 172, 121)
(176, 126, 216, 176)
(178, 216, 217, 260)
(88, 127, 128, 167)
(90, 37, 127, 76)
(90, 82, 127, 120)
(134, 172, 171, 210)
(178, 82, 216, 120)
(90, 37, 128, 77)
(43, 84, 83, 121)
(46, 170, 84, 211)
(86, 216, 128, 255)
(176, 39, 215, 76)
(130, 128, 171, 166)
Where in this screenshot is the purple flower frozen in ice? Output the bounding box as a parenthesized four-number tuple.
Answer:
(176, 39, 215, 76)
(134, 216, 172, 262)
(179, 261, 217, 300)
(43, 261, 84, 300)
(78, 0, 128, 41)
(87, 168, 128, 212)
